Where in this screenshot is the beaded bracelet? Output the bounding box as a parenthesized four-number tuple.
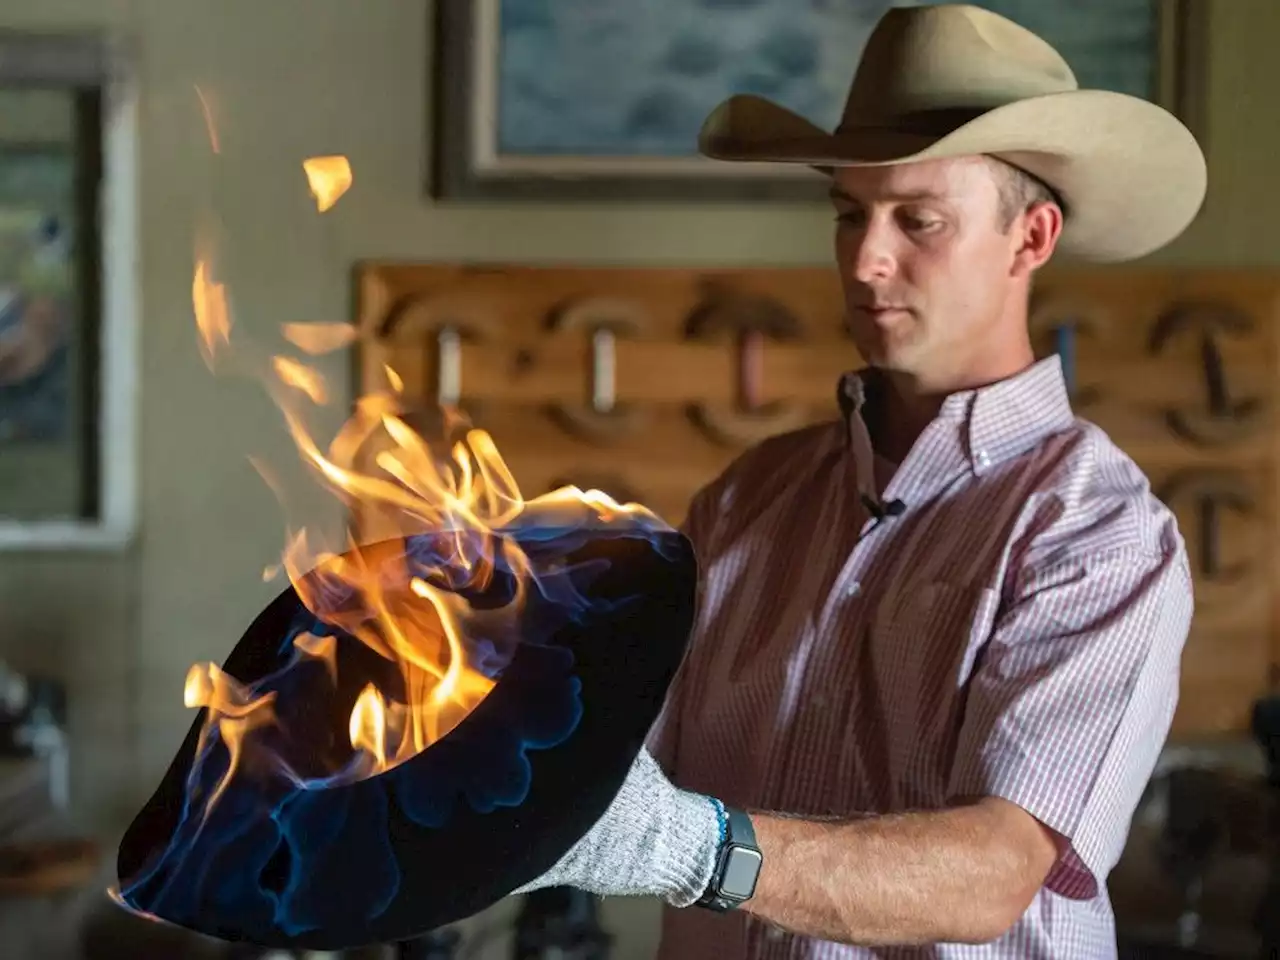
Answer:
(710, 796, 728, 848)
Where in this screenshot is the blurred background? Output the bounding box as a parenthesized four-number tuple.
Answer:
(0, 0, 1276, 957)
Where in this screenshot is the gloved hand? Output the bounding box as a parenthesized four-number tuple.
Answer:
(513, 747, 724, 907)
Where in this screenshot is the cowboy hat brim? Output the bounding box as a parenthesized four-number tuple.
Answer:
(698, 91, 1207, 262)
(115, 527, 697, 950)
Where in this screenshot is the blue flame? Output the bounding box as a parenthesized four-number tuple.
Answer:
(116, 514, 673, 943)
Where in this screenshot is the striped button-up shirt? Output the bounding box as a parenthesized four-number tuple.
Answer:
(648, 356, 1194, 959)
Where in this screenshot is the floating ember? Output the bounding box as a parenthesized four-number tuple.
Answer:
(301, 155, 353, 213)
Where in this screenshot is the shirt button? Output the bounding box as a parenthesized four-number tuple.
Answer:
(976, 449, 991, 467)
(848, 581, 862, 597)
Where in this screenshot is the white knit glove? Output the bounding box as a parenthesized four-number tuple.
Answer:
(513, 747, 724, 907)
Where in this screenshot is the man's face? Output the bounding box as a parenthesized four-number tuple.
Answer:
(831, 156, 1040, 391)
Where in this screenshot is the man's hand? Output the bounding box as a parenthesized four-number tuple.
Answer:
(513, 748, 722, 906)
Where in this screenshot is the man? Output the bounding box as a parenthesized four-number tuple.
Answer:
(516, 5, 1206, 957)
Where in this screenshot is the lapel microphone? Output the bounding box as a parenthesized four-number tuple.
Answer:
(860, 493, 907, 521)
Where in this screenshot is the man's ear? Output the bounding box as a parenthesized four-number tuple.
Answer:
(1011, 202, 1063, 279)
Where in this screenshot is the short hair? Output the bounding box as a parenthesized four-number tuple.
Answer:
(987, 157, 1064, 231)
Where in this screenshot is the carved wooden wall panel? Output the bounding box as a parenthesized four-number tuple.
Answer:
(355, 263, 1280, 739)
(355, 265, 850, 523)
(1026, 269, 1280, 735)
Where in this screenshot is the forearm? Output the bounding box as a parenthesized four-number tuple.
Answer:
(742, 800, 1054, 947)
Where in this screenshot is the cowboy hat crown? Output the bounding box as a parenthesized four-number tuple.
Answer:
(699, 3, 1207, 262)
(843, 2, 1077, 122)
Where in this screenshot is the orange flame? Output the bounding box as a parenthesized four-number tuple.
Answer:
(282, 322, 358, 355)
(292, 631, 337, 683)
(183, 663, 277, 819)
(193, 258, 230, 370)
(193, 84, 220, 154)
(349, 684, 389, 769)
(302, 156, 353, 213)
(272, 355, 329, 404)
(384, 365, 404, 393)
(181, 231, 666, 810)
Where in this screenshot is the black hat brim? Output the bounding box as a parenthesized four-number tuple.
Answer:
(115, 525, 697, 950)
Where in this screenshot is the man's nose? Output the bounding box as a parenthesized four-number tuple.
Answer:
(849, 224, 896, 285)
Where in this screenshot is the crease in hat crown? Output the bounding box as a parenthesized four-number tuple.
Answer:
(841, 4, 1079, 126)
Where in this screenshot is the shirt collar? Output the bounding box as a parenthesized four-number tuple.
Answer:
(836, 355, 1075, 476)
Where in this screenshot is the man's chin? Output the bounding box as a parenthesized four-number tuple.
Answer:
(848, 325, 926, 373)
(864, 342, 919, 373)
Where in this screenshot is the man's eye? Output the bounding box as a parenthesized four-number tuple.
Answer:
(902, 215, 941, 232)
(834, 211, 864, 225)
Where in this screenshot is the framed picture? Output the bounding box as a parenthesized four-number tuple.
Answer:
(431, 0, 1207, 201)
(0, 131, 102, 529)
(0, 32, 139, 550)
(0, 148, 78, 446)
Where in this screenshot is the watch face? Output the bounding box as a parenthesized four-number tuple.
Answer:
(721, 846, 763, 900)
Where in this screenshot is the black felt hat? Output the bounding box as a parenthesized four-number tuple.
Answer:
(115, 522, 696, 950)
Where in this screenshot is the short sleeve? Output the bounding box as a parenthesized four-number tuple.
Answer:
(644, 481, 721, 776)
(946, 545, 1194, 899)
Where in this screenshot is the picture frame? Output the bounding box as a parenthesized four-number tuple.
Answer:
(430, 0, 1209, 202)
(0, 32, 138, 550)
(0, 142, 88, 486)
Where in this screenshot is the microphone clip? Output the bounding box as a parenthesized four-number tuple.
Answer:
(860, 493, 906, 521)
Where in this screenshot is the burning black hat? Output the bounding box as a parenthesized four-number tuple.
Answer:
(114, 515, 696, 951)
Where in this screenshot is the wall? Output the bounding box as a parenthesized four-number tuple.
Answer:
(0, 1, 1277, 956)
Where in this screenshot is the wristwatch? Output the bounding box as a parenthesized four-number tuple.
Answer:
(695, 804, 763, 912)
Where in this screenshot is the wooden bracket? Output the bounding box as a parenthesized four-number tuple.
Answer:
(1028, 295, 1107, 406)
(1157, 468, 1256, 582)
(544, 297, 649, 445)
(377, 292, 496, 416)
(1148, 300, 1263, 447)
(684, 289, 810, 447)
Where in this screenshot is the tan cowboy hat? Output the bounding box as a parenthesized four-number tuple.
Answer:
(697, 3, 1207, 262)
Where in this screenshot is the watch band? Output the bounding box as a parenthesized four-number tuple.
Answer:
(696, 803, 763, 912)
